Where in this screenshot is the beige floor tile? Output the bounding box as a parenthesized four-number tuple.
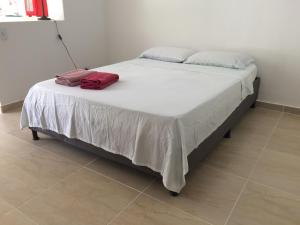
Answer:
(9, 129, 97, 165)
(0, 110, 21, 133)
(238, 107, 281, 131)
(267, 128, 300, 157)
(19, 168, 139, 225)
(0, 146, 80, 207)
(87, 157, 155, 191)
(0, 198, 13, 217)
(1, 148, 81, 188)
(0, 210, 37, 225)
(223, 108, 281, 149)
(278, 113, 300, 136)
(227, 182, 300, 225)
(241, 108, 281, 127)
(251, 150, 300, 196)
(41, 139, 98, 165)
(0, 132, 38, 158)
(0, 118, 19, 133)
(223, 126, 269, 149)
(111, 194, 210, 225)
(0, 171, 44, 208)
(205, 142, 262, 178)
(9, 128, 53, 146)
(146, 165, 245, 225)
(0, 98, 298, 225)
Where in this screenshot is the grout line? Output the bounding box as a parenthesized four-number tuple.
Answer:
(0, 151, 213, 225)
(140, 178, 158, 194)
(139, 176, 214, 225)
(85, 166, 215, 225)
(7, 129, 159, 194)
(203, 164, 247, 181)
(0, 207, 40, 225)
(16, 166, 85, 210)
(14, 208, 41, 225)
(84, 167, 215, 225)
(32, 144, 86, 168)
(141, 192, 214, 225)
(14, 166, 88, 225)
(246, 111, 284, 179)
(83, 166, 143, 193)
(141, 178, 158, 193)
(83, 166, 152, 194)
(249, 180, 300, 198)
(106, 192, 143, 225)
(96, 170, 215, 225)
(0, 203, 22, 220)
(223, 111, 284, 225)
(222, 179, 248, 225)
(2, 124, 96, 170)
(0, 166, 86, 224)
(14, 164, 152, 225)
(83, 157, 99, 167)
(4, 131, 85, 169)
(106, 179, 157, 225)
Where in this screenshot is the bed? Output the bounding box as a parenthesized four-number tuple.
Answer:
(21, 58, 260, 195)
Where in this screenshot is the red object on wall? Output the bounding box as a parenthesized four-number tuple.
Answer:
(25, 0, 48, 17)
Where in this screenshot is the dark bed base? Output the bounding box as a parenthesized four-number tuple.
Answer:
(30, 78, 260, 196)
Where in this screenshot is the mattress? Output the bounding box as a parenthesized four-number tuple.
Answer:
(21, 58, 257, 192)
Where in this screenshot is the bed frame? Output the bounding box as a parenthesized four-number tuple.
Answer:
(30, 77, 260, 196)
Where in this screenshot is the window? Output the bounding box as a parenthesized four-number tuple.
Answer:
(0, 0, 64, 22)
(0, 0, 25, 17)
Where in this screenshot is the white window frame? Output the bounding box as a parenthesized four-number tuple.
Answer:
(0, 0, 25, 17)
(0, 0, 64, 23)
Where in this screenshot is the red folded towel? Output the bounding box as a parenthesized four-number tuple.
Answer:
(80, 72, 119, 90)
(55, 69, 94, 87)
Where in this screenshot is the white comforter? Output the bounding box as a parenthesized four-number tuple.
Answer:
(21, 59, 257, 192)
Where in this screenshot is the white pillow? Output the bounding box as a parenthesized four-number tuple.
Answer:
(184, 51, 255, 69)
(140, 47, 196, 63)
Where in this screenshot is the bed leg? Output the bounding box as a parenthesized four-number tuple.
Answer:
(224, 130, 231, 139)
(251, 102, 256, 109)
(170, 191, 179, 197)
(32, 130, 40, 141)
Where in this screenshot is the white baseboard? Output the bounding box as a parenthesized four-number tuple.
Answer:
(257, 101, 300, 115)
(0, 100, 24, 114)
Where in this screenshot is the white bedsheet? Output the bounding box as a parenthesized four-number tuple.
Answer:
(21, 59, 257, 192)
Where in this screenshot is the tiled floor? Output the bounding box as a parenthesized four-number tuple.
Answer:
(0, 107, 299, 225)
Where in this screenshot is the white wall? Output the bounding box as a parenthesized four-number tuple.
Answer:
(1, 0, 299, 108)
(0, 0, 107, 105)
(105, 0, 300, 108)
